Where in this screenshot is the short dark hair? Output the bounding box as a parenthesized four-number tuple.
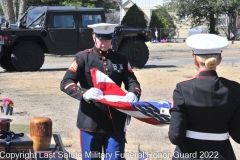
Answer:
(95, 33, 113, 40)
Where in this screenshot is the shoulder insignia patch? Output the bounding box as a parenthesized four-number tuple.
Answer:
(68, 60, 78, 72)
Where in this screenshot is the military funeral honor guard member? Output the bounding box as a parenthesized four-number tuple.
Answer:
(60, 23, 141, 160)
(169, 34, 240, 160)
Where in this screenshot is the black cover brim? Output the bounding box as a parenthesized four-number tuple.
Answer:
(95, 33, 113, 40)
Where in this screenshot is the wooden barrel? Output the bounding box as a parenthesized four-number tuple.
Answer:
(30, 117, 52, 150)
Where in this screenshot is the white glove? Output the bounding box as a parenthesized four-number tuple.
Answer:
(123, 92, 138, 102)
(83, 88, 103, 102)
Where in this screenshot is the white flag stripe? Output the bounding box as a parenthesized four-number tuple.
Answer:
(96, 95, 125, 102)
(117, 109, 150, 118)
(96, 70, 115, 84)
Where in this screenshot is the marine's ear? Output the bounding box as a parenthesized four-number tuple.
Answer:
(92, 34, 96, 42)
(194, 56, 200, 67)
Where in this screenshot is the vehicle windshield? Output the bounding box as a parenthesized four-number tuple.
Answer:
(27, 7, 44, 26)
(82, 14, 103, 27)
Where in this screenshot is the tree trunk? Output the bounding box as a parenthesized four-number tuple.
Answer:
(13, 0, 18, 21)
(236, 12, 240, 39)
(228, 13, 232, 40)
(18, 0, 28, 20)
(232, 12, 237, 40)
(209, 13, 216, 34)
(0, 2, 6, 16)
(0, 0, 15, 24)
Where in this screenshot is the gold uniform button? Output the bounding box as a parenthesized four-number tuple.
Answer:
(118, 70, 121, 73)
(88, 101, 91, 104)
(81, 91, 84, 94)
(106, 68, 108, 71)
(103, 57, 106, 60)
(99, 51, 102, 54)
(104, 62, 107, 66)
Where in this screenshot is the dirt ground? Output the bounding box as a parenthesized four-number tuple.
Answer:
(1, 41, 240, 160)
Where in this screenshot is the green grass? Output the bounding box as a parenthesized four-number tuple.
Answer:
(10, 124, 30, 134)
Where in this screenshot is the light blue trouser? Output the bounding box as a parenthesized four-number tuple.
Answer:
(4, 106, 13, 115)
(80, 130, 125, 160)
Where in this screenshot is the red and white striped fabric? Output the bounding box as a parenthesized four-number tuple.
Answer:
(90, 68, 171, 126)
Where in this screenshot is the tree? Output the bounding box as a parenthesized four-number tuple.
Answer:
(0, 0, 63, 24)
(149, 7, 175, 39)
(105, 0, 121, 24)
(28, 0, 63, 6)
(121, 4, 147, 28)
(61, 0, 94, 8)
(18, 0, 28, 20)
(105, 10, 120, 24)
(62, 0, 121, 23)
(0, 0, 15, 24)
(149, 7, 174, 28)
(166, 0, 240, 35)
(0, 0, 121, 25)
(1, 0, 94, 24)
(61, 0, 120, 13)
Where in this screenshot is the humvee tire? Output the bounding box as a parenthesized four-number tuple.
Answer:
(0, 55, 17, 71)
(119, 38, 149, 68)
(11, 41, 45, 71)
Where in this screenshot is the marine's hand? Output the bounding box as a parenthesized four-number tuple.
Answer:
(83, 88, 103, 102)
(123, 92, 138, 102)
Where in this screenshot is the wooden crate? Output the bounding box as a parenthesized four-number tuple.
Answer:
(0, 118, 12, 131)
(0, 134, 34, 160)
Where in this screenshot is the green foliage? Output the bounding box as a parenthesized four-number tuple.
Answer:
(61, 0, 95, 7)
(149, 7, 175, 39)
(149, 12, 163, 28)
(27, 0, 115, 12)
(28, 0, 63, 6)
(166, 0, 240, 34)
(121, 4, 147, 28)
(28, 0, 95, 7)
(62, 1, 84, 6)
(61, 0, 116, 12)
(149, 7, 174, 28)
(100, 1, 119, 13)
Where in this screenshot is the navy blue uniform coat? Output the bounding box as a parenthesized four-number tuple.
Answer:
(60, 47, 141, 133)
(169, 70, 240, 160)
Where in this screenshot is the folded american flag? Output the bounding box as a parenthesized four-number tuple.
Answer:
(90, 68, 171, 125)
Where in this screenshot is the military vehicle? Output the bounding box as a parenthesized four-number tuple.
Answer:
(0, 6, 151, 71)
